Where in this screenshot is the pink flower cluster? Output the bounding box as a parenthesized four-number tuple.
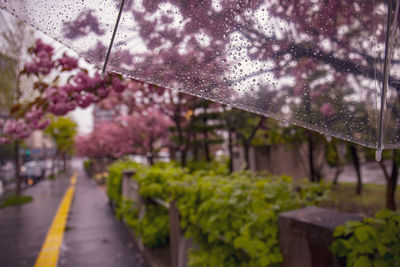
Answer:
(0, 107, 50, 144)
(57, 53, 78, 70)
(0, 39, 129, 144)
(3, 119, 33, 141)
(26, 39, 54, 75)
(320, 103, 335, 116)
(45, 72, 127, 115)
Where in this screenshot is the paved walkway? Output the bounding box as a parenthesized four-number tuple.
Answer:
(325, 160, 400, 185)
(0, 161, 146, 267)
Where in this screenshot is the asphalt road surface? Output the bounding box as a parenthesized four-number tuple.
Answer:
(0, 161, 146, 267)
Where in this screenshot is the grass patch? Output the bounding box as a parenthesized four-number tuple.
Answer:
(0, 195, 33, 208)
(319, 182, 400, 216)
(48, 174, 55, 180)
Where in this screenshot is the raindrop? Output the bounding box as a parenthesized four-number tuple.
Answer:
(325, 135, 332, 142)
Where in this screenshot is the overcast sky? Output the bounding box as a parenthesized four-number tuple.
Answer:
(71, 107, 93, 135)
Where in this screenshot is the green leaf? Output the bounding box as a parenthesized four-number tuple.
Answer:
(375, 210, 393, 219)
(355, 227, 369, 242)
(333, 225, 346, 237)
(354, 256, 371, 267)
(347, 221, 362, 228)
(373, 259, 389, 267)
(377, 244, 387, 256)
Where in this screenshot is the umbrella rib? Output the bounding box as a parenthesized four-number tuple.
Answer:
(377, 0, 399, 159)
(102, 0, 126, 74)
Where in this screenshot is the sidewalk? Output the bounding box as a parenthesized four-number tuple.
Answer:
(325, 160, 400, 185)
(59, 162, 146, 267)
(0, 161, 146, 267)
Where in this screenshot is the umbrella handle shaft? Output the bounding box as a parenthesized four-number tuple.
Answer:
(102, 0, 126, 75)
(377, 0, 399, 158)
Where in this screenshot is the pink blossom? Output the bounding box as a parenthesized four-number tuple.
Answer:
(77, 93, 97, 108)
(0, 137, 9, 145)
(73, 71, 104, 92)
(60, 84, 76, 94)
(37, 119, 50, 130)
(294, 83, 304, 96)
(3, 119, 32, 139)
(310, 89, 322, 98)
(57, 54, 78, 70)
(25, 48, 54, 75)
(96, 87, 110, 98)
(320, 103, 335, 116)
(34, 39, 54, 55)
(25, 108, 43, 122)
(111, 76, 125, 93)
(26, 62, 40, 74)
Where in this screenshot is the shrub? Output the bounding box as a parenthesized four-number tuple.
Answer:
(170, 171, 326, 267)
(110, 161, 185, 248)
(134, 162, 186, 248)
(83, 159, 92, 174)
(186, 159, 229, 175)
(331, 209, 400, 267)
(108, 161, 326, 265)
(107, 160, 141, 207)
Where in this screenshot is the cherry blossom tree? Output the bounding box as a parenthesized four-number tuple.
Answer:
(76, 107, 171, 165)
(0, 39, 130, 145)
(118, 107, 172, 165)
(75, 121, 129, 160)
(99, 79, 200, 166)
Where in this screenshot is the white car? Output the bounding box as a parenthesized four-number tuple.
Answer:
(20, 161, 45, 184)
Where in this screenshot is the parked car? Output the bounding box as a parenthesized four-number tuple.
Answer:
(20, 161, 45, 185)
(0, 161, 16, 189)
(0, 178, 3, 197)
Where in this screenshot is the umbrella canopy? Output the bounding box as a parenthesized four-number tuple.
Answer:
(1, 0, 399, 152)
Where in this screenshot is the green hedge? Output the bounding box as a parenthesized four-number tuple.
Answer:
(170, 172, 325, 267)
(83, 159, 92, 174)
(107, 160, 326, 266)
(107, 160, 142, 207)
(332, 210, 400, 267)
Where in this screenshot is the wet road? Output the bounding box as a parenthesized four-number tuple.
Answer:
(0, 162, 146, 267)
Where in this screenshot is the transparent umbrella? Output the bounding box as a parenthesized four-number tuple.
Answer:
(1, 0, 400, 158)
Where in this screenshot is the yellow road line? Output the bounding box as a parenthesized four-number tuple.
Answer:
(34, 173, 78, 267)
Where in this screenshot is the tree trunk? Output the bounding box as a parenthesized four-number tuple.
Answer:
(176, 119, 186, 167)
(349, 144, 362, 195)
(333, 165, 343, 185)
(147, 138, 154, 166)
(241, 116, 265, 171)
(14, 141, 21, 196)
(180, 151, 187, 167)
(51, 157, 56, 176)
(148, 154, 154, 166)
(243, 139, 250, 170)
(63, 154, 67, 171)
(203, 106, 211, 162)
(228, 127, 233, 173)
(193, 133, 199, 161)
(308, 132, 316, 182)
(387, 150, 399, 210)
(204, 139, 211, 162)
